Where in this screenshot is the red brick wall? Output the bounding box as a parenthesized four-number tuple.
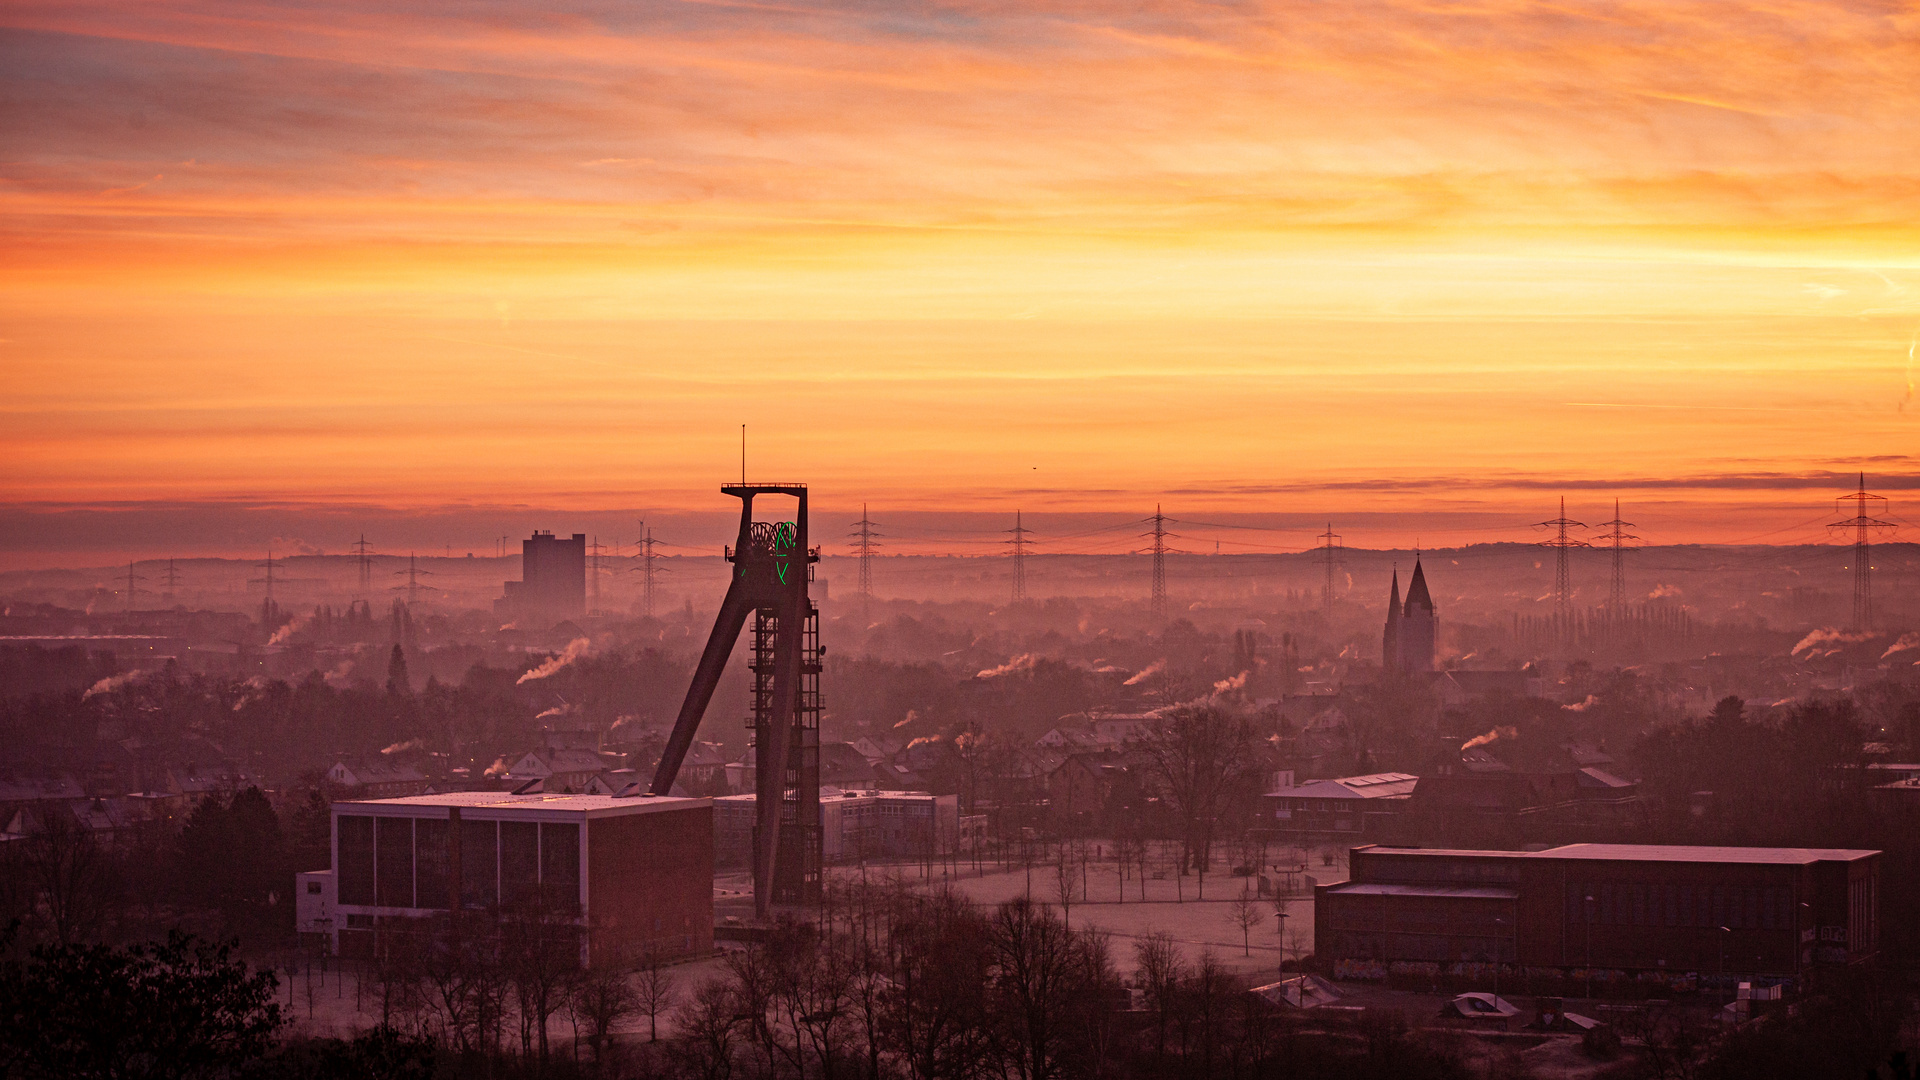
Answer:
(586, 804, 714, 967)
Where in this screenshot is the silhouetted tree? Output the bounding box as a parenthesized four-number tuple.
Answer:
(0, 931, 283, 1079)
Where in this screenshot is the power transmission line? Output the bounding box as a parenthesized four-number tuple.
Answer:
(122, 559, 147, 612)
(588, 535, 614, 616)
(1534, 497, 1590, 615)
(1005, 510, 1034, 603)
(1136, 506, 1185, 623)
(849, 505, 883, 619)
(632, 521, 668, 619)
(1829, 473, 1893, 630)
(1594, 498, 1639, 611)
(392, 553, 433, 607)
(1315, 523, 1343, 613)
(250, 549, 281, 622)
(351, 534, 374, 595)
(160, 558, 183, 601)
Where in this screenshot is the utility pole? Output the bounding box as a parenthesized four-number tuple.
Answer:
(1005, 510, 1034, 603)
(1594, 499, 1639, 611)
(160, 558, 183, 602)
(849, 505, 882, 620)
(1316, 523, 1342, 614)
(1830, 473, 1892, 630)
(351, 534, 374, 595)
(1535, 499, 1590, 634)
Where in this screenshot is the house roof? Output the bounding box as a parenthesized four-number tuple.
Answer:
(332, 759, 427, 784)
(335, 791, 707, 818)
(1576, 767, 1635, 789)
(1268, 772, 1418, 800)
(515, 749, 609, 775)
(1441, 670, 1532, 697)
(0, 774, 86, 802)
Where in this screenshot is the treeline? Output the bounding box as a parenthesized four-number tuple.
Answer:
(0, 786, 320, 950)
(618, 882, 1494, 1080)
(0, 646, 695, 778)
(1634, 696, 1920, 961)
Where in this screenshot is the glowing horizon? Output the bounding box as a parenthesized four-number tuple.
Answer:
(4, 0, 1918, 561)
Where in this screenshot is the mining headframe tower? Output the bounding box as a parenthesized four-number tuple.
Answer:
(650, 483, 821, 919)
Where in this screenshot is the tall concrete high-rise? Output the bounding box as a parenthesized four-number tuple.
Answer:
(496, 531, 586, 626)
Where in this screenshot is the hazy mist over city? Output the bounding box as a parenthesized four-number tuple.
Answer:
(6, 1, 1920, 1077)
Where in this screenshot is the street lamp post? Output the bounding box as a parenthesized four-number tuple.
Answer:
(1584, 894, 1595, 1001)
(1275, 908, 1290, 969)
(1719, 925, 1732, 1014)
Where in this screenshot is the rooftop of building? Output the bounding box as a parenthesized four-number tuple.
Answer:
(334, 791, 707, 817)
(1269, 773, 1419, 799)
(1535, 843, 1880, 865)
(1326, 882, 1519, 900)
(1358, 843, 1879, 865)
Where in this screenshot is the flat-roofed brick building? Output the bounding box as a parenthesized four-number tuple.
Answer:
(1316, 843, 1879, 985)
(322, 791, 711, 966)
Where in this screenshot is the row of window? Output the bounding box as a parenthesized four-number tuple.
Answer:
(1566, 881, 1796, 931)
(337, 815, 580, 912)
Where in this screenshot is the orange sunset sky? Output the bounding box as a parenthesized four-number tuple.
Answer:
(3, 0, 1918, 561)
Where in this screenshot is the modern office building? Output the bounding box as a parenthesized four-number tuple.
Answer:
(496, 531, 586, 626)
(1316, 843, 1880, 983)
(306, 790, 712, 966)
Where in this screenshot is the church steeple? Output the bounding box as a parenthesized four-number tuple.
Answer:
(1404, 555, 1434, 615)
(1396, 554, 1437, 673)
(1382, 566, 1402, 670)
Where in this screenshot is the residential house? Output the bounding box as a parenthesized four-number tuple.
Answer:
(327, 759, 431, 799)
(1261, 772, 1418, 835)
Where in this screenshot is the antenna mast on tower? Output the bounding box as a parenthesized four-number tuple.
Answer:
(1005, 510, 1034, 603)
(1830, 473, 1892, 630)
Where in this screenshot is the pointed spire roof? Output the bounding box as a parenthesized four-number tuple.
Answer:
(1404, 556, 1434, 613)
(1387, 566, 1401, 614)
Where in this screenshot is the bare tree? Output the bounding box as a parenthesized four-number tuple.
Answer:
(1133, 931, 1185, 1057)
(570, 964, 639, 1072)
(1052, 845, 1076, 931)
(671, 978, 744, 1080)
(635, 947, 676, 1042)
(11, 808, 116, 945)
(1134, 705, 1259, 879)
(502, 902, 584, 1065)
(1228, 890, 1262, 957)
(985, 896, 1107, 1080)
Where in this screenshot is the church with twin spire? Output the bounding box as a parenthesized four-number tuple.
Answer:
(1382, 557, 1437, 674)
